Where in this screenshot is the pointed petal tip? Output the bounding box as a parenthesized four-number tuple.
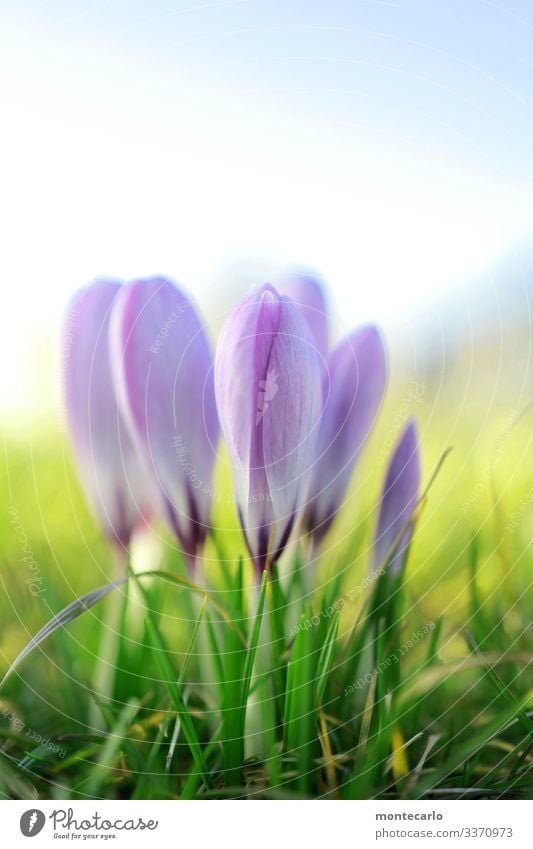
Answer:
(400, 417, 420, 452)
(277, 272, 328, 358)
(245, 282, 281, 301)
(372, 417, 422, 576)
(344, 323, 386, 356)
(389, 417, 421, 484)
(120, 275, 192, 313)
(260, 282, 281, 299)
(277, 269, 326, 296)
(64, 277, 121, 325)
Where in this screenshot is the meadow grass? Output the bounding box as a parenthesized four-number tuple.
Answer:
(0, 397, 531, 800)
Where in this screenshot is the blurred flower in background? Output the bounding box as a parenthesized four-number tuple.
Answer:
(62, 280, 152, 551)
(110, 277, 219, 570)
(1, 0, 532, 607)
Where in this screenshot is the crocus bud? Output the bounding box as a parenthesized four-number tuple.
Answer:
(215, 284, 322, 577)
(110, 277, 218, 567)
(305, 326, 387, 543)
(373, 418, 421, 576)
(62, 280, 150, 548)
(277, 273, 329, 360)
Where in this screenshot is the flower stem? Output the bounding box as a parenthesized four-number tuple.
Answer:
(88, 546, 129, 730)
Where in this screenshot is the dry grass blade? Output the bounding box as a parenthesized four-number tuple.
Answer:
(318, 709, 338, 798)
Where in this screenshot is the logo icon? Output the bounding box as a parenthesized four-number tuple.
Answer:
(20, 810, 45, 837)
(256, 368, 279, 425)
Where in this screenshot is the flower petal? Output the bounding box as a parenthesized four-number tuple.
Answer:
(261, 297, 323, 554)
(277, 273, 329, 360)
(63, 279, 149, 547)
(306, 325, 387, 541)
(215, 285, 283, 564)
(215, 284, 322, 573)
(110, 277, 218, 559)
(373, 418, 421, 576)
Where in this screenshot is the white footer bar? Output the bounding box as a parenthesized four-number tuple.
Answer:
(2, 799, 530, 848)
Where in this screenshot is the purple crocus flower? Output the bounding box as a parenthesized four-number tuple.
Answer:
(277, 273, 329, 361)
(214, 284, 322, 577)
(63, 280, 150, 549)
(373, 418, 421, 576)
(305, 326, 387, 544)
(110, 277, 218, 568)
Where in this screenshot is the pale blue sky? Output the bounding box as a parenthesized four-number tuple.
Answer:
(1, 0, 532, 411)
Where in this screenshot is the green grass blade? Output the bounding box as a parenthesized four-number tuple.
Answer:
(143, 615, 211, 786)
(166, 597, 206, 773)
(221, 620, 246, 787)
(465, 630, 533, 736)
(284, 611, 318, 794)
(0, 578, 127, 687)
(315, 613, 339, 707)
(78, 698, 140, 798)
(219, 565, 253, 791)
(241, 570, 268, 713)
(409, 694, 532, 799)
(181, 727, 222, 799)
(178, 595, 207, 686)
(268, 566, 288, 716)
(139, 570, 246, 645)
(204, 610, 225, 688)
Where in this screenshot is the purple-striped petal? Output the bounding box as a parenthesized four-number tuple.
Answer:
(262, 296, 324, 554)
(63, 279, 150, 548)
(215, 284, 322, 575)
(373, 418, 421, 576)
(305, 326, 387, 541)
(277, 273, 329, 361)
(110, 277, 218, 563)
